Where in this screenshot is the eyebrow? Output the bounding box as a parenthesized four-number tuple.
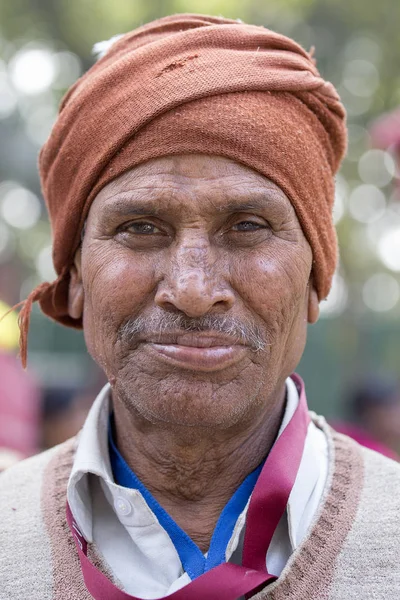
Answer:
(100, 198, 163, 219)
(213, 199, 275, 213)
(100, 192, 283, 219)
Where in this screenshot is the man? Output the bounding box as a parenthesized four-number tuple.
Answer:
(1, 14, 400, 600)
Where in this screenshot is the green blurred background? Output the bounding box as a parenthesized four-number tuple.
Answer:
(1, 0, 400, 418)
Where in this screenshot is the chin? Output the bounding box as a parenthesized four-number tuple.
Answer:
(114, 375, 262, 430)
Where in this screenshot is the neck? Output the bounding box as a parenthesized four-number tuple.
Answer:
(112, 384, 286, 551)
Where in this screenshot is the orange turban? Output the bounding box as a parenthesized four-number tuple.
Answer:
(19, 13, 347, 365)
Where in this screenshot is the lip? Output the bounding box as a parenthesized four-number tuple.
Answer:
(143, 339, 248, 372)
(143, 332, 242, 347)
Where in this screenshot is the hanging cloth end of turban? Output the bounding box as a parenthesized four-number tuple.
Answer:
(0, 281, 54, 369)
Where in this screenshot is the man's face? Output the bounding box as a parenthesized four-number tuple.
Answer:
(69, 155, 318, 429)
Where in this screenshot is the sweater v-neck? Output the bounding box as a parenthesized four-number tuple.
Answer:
(41, 415, 364, 600)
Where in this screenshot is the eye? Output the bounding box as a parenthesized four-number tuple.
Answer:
(231, 220, 267, 232)
(125, 221, 161, 234)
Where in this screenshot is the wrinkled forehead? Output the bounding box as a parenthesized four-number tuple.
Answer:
(87, 154, 296, 224)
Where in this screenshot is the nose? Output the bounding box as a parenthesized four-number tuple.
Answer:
(154, 242, 235, 317)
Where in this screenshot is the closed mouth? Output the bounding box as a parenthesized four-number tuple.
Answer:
(141, 334, 248, 372)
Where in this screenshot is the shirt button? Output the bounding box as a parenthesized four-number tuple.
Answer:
(114, 496, 132, 516)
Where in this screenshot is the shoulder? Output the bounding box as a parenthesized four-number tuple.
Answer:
(358, 439, 400, 477)
(312, 413, 400, 488)
(327, 430, 400, 598)
(331, 427, 400, 500)
(354, 441, 400, 517)
(0, 438, 77, 600)
(322, 423, 400, 516)
(0, 436, 78, 511)
(0, 444, 58, 490)
(0, 437, 76, 496)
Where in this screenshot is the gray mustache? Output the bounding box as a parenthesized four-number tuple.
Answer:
(118, 311, 268, 352)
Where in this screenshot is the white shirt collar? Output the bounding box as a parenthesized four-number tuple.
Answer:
(68, 385, 115, 541)
(67, 376, 326, 552)
(286, 376, 326, 549)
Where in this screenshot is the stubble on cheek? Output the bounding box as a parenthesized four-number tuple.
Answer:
(239, 250, 311, 381)
(81, 243, 151, 378)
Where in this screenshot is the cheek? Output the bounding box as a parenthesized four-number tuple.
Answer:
(81, 245, 155, 367)
(232, 245, 311, 367)
(236, 249, 309, 319)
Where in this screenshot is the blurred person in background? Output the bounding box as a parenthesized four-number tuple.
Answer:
(335, 375, 400, 460)
(1, 13, 400, 600)
(40, 386, 93, 450)
(40, 376, 108, 450)
(0, 299, 40, 471)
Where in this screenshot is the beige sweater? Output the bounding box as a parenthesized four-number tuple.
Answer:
(1, 416, 400, 599)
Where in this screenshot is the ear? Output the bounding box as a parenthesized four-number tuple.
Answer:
(307, 282, 320, 324)
(68, 248, 84, 320)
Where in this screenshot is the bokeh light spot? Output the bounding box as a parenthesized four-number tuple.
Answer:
(35, 245, 56, 281)
(0, 183, 41, 229)
(9, 47, 56, 95)
(343, 59, 380, 98)
(362, 273, 400, 311)
(378, 228, 400, 272)
(349, 184, 386, 223)
(358, 149, 395, 188)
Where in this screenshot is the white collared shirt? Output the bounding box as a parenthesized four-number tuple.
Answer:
(67, 378, 328, 598)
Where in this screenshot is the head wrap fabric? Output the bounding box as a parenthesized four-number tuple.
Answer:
(19, 13, 347, 366)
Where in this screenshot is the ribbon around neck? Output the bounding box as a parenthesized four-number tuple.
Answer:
(66, 373, 310, 600)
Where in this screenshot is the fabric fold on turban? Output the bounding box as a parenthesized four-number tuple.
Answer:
(17, 13, 347, 366)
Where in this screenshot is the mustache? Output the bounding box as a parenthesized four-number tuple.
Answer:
(118, 311, 268, 352)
